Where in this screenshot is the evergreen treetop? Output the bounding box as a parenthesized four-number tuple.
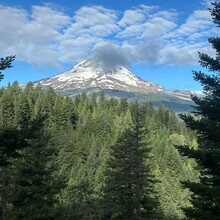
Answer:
(0, 56, 16, 81)
(179, 2, 220, 219)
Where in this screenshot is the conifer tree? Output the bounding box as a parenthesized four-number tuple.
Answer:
(179, 2, 220, 219)
(9, 101, 59, 220)
(0, 83, 28, 220)
(102, 103, 159, 219)
(0, 55, 15, 81)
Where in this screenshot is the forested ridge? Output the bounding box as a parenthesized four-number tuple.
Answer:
(0, 82, 198, 219)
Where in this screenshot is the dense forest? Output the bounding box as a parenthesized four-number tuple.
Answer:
(0, 2, 220, 220)
(0, 82, 198, 220)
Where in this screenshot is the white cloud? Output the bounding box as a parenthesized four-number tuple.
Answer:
(118, 9, 145, 27)
(58, 35, 101, 62)
(66, 5, 119, 37)
(141, 16, 177, 39)
(0, 4, 70, 68)
(175, 10, 213, 37)
(159, 45, 198, 65)
(0, 2, 217, 69)
(117, 25, 144, 39)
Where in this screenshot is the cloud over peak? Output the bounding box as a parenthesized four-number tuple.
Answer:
(91, 42, 131, 71)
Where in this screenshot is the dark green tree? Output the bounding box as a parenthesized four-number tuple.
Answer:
(0, 81, 29, 220)
(179, 2, 220, 219)
(0, 58, 23, 167)
(102, 103, 159, 220)
(0, 55, 16, 81)
(9, 123, 58, 219)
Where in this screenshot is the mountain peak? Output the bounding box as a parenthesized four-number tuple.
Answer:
(36, 59, 165, 93)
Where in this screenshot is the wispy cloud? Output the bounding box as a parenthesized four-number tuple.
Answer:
(118, 5, 156, 27)
(66, 5, 119, 37)
(0, 4, 70, 68)
(0, 2, 217, 69)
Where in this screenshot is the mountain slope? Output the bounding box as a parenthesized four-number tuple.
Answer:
(36, 59, 195, 112)
(37, 59, 165, 93)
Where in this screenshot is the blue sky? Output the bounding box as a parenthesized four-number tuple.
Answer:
(0, 0, 219, 91)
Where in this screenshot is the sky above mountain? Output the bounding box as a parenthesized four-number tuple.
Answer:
(0, 0, 219, 91)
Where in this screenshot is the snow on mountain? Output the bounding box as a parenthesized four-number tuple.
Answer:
(36, 59, 165, 94)
(34, 59, 195, 105)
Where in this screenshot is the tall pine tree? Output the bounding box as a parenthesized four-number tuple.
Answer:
(102, 102, 159, 220)
(8, 91, 60, 220)
(179, 2, 220, 219)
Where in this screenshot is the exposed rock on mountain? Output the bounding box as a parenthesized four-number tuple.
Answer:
(35, 59, 195, 112)
(37, 59, 165, 93)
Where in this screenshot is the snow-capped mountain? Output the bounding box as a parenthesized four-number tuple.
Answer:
(34, 59, 196, 112)
(36, 59, 165, 94)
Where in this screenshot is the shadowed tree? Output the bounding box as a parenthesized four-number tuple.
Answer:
(0, 55, 16, 81)
(179, 2, 220, 219)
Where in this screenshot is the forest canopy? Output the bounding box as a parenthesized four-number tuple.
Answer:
(0, 83, 198, 219)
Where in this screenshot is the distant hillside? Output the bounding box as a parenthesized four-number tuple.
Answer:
(55, 87, 195, 113)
